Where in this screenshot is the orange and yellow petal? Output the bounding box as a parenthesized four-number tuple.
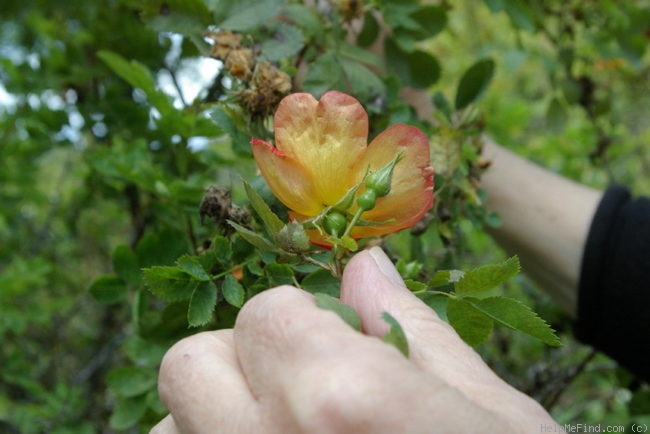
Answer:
(251, 139, 323, 216)
(274, 91, 369, 204)
(350, 124, 434, 237)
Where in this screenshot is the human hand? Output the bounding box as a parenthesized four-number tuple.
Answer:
(151, 247, 556, 433)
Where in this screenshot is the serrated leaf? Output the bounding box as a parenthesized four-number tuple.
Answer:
(106, 367, 157, 398)
(176, 255, 211, 281)
(228, 220, 278, 252)
(188, 281, 218, 327)
(341, 58, 386, 100)
(88, 275, 127, 304)
(216, 0, 283, 31)
(381, 312, 409, 357)
(260, 23, 305, 61)
(265, 262, 295, 286)
(302, 52, 344, 98)
(244, 181, 284, 237)
(142, 266, 198, 302)
(446, 298, 494, 347)
(455, 256, 520, 295)
(301, 269, 340, 296)
(455, 58, 495, 110)
(315, 293, 361, 331)
(466, 296, 561, 346)
(222, 274, 245, 308)
(428, 269, 464, 288)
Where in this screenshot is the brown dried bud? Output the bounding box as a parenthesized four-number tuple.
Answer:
(206, 30, 243, 60)
(225, 48, 255, 81)
(199, 185, 250, 231)
(240, 62, 292, 117)
(253, 61, 292, 94)
(330, 0, 364, 21)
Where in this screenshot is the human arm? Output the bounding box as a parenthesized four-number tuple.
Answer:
(480, 138, 603, 316)
(481, 139, 650, 381)
(151, 247, 556, 433)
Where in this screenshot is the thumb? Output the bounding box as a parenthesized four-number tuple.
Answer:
(340, 247, 498, 379)
(340, 246, 449, 340)
(340, 247, 557, 428)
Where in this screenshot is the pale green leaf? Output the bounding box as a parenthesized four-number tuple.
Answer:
(381, 312, 409, 357)
(228, 220, 278, 252)
(315, 293, 361, 331)
(244, 181, 284, 236)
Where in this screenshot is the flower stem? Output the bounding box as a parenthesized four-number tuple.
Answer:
(342, 208, 365, 239)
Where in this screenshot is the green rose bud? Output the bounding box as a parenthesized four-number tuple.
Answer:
(324, 211, 348, 236)
(364, 153, 404, 197)
(356, 189, 377, 211)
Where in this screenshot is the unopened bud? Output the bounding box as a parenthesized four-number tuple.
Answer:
(364, 153, 403, 197)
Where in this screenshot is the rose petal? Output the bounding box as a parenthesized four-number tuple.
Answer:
(251, 139, 323, 216)
(274, 91, 369, 205)
(350, 124, 434, 237)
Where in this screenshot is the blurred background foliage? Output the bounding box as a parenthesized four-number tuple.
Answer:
(1, 0, 649, 432)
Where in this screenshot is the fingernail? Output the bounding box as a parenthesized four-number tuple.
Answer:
(368, 246, 405, 287)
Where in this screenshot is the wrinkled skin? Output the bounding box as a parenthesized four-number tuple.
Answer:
(151, 247, 556, 433)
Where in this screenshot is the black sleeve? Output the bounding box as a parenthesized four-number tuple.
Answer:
(575, 185, 650, 382)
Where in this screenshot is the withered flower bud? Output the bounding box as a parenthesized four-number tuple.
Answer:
(225, 48, 255, 81)
(330, 0, 364, 21)
(240, 62, 292, 117)
(206, 30, 243, 60)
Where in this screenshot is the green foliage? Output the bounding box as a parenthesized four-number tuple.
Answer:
(315, 293, 362, 332)
(455, 58, 496, 110)
(421, 256, 560, 347)
(2, 0, 649, 431)
(381, 312, 410, 358)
